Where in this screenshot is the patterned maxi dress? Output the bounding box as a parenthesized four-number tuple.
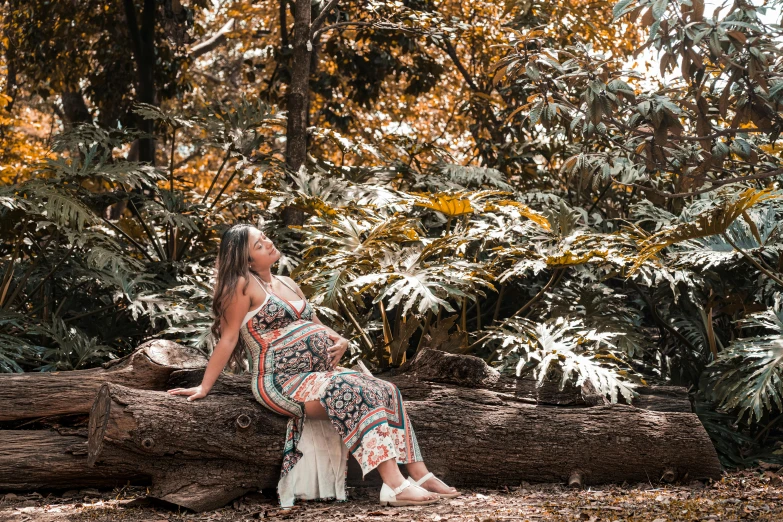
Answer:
(238, 275, 423, 494)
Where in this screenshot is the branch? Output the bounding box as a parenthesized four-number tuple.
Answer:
(310, 0, 341, 38)
(441, 37, 479, 92)
(721, 232, 783, 287)
(280, 0, 289, 47)
(467, 269, 563, 351)
(312, 21, 428, 39)
(190, 19, 236, 59)
(615, 169, 783, 199)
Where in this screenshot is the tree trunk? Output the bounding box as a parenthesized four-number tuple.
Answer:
(0, 339, 206, 423)
(0, 346, 720, 511)
(401, 348, 692, 412)
(284, 0, 312, 177)
(123, 0, 157, 165)
(81, 350, 721, 511)
(60, 89, 92, 128)
(280, 0, 313, 227)
(0, 430, 146, 490)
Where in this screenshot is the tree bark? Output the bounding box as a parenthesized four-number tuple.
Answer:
(279, 0, 314, 227)
(82, 355, 720, 511)
(0, 345, 719, 511)
(123, 0, 157, 164)
(0, 430, 146, 490)
(0, 339, 206, 423)
(60, 89, 92, 128)
(86, 382, 283, 510)
(284, 0, 312, 177)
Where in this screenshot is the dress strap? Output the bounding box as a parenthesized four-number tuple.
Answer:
(252, 273, 272, 298)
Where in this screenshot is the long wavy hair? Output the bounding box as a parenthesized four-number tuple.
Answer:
(211, 223, 255, 371)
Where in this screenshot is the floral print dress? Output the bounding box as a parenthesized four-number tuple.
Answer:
(239, 275, 422, 489)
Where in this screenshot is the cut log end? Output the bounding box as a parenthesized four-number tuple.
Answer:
(141, 339, 208, 370)
(87, 383, 111, 467)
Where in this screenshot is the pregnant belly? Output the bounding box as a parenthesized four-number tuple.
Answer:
(266, 320, 332, 377)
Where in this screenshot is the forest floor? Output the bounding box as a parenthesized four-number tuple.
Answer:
(2, 468, 782, 522)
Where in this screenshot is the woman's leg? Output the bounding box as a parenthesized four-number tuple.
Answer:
(304, 401, 437, 501)
(304, 400, 329, 420)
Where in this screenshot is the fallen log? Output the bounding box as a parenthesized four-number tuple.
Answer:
(174, 369, 717, 483)
(86, 382, 284, 511)
(0, 340, 206, 422)
(85, 360, 721, 511)
(404, 349, 691, 412)
(165, 349, 690, 414)
(87, 380, 287, 465)
(0, 430, 146, 491)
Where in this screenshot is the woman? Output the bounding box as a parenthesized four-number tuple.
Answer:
(168, 224, 459, 507)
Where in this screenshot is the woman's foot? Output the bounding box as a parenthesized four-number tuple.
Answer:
(394, 481, 439, 502)
(379, 479, 438, 506)
(409, 472, 460, 498)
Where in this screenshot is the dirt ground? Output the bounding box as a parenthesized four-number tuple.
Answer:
(2, 469, 782, 522)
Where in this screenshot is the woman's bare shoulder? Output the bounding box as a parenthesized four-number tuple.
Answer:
(279, 275, 299, 286)
(228, 275, 256, 301)
(279, 275, 305, 296)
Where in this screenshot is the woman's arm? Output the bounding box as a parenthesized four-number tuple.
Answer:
(168, 277, 250, 401)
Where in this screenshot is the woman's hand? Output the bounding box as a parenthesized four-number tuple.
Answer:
(167, 384, 208, 402)
(326, 332, 349, 369)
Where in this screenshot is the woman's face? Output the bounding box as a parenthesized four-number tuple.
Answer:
(247, 227, 280, 272)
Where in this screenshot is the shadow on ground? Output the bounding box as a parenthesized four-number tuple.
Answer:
(2, 469, 782, 521)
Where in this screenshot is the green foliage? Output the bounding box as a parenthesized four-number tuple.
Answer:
(705, 299, 783, 424)
(488, 316, 639, 403)
(3, 0, 783, 467)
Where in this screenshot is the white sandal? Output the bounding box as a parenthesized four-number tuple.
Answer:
(379, 479, 439, 506)
(409, 472, 460, 499)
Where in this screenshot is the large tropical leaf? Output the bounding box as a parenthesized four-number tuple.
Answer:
(632, 188, 780, 272)
(486, 316, 638, 403)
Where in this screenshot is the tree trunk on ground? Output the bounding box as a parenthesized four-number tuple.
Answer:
(85, 383, 283, 511)
(0, 346, 720, 511)
(0, 431, 147, 490)
(0, 340, 206, 423)
(398, 348, 692, 412)
(80, 349, 721, 512)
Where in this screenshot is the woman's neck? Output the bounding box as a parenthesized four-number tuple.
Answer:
(251, 269, 274, 285)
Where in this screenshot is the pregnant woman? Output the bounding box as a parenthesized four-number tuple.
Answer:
(168, 224, 458, 507)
